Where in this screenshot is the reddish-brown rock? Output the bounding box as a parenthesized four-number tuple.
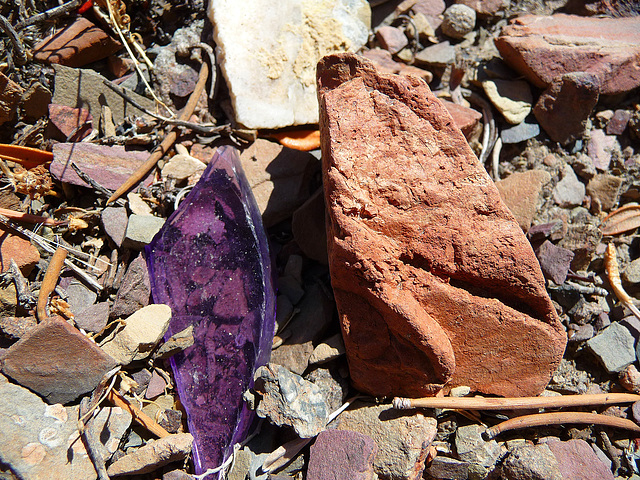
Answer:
(456, 0, 508, 17)
(440, 99, 482, 142)
(317, 53, 566, 398)
(533, 72, 599, 144)
(33, 17, 121, 68)
(0, 72, 24, 125)
(362, 48, 433, 84)
(495, 14, 640, 95)
(0, 230, 40, 275)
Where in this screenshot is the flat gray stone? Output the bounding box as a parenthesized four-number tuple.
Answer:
(52, 64, 155, 125)
(426, 456, 469, 480)
(75, 301, 110, 333)
(455, 424, 501, 479)
(110, 253, 151, 319)
(123, 214, 166, 250)
(208, 0, 370, 129)
(414, 41, 456, 66)
(0, 377, 96, 479)
(502, 443, 562, 480)
(501, 118, 540, 144)
(101, 206, 128, 248)
(553, 164, 585, 208)
(586, 322, 636, 373)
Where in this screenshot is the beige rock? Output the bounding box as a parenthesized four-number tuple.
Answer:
(107, 433, 193, 476)
(100, 304, 172, 364)
(482, 79, 532, 125)
(318, 53, 566, 398)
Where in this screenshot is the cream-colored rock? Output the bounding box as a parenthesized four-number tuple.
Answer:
(482, 79, 532, 125)
(161, 144, 206, 181)
(208, 0, 370, 129)
(100, 304, 172, 365)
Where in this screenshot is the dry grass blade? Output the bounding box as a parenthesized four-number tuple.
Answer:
(601, 204, 640, 235)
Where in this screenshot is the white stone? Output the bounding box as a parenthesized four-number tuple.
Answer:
(483, 79, 532, 125)
(100, 304, 172, 364)
(208, 0, 371, 129)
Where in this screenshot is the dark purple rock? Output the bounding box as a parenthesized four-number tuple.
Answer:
(307, 430, 376, 480)
(145, 146, 276, 474)
(535, 240, 574, 285)
(606, 109, 631, 135)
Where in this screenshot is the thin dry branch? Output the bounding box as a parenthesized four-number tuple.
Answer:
(107, 389, 170, 438)
(484, 411, 640, 439)
(36, 246, 68, 321)
(393, 392, 640, 411)
(107, 60, 209, 204)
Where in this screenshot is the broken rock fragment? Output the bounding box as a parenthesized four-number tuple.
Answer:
(317, 53, 566, 398)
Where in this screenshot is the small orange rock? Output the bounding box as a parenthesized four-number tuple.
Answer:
(271, 129, 321, 151)
(0, 229, 40, 275)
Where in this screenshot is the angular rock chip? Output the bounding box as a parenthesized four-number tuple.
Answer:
(0, 316, 118, 404)
(495, 14, 640, 95)
(307, 429, 376, 480)
(317, 53, 566, 398)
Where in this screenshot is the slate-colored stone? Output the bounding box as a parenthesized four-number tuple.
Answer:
(414, 41, 456, 67)
(0, 377, 98, 480)
(307, 430, 376, 480)
(495, 14, 640, 95)
(51, 143, 154, 191)
(455, 424, 501, 479)
(502, 443, 562, 480)
(535, 240, 574, 285)
(425, 456, 469, 480)
(500, 117, 540, 144)
(111, 253, 151, 319)
(0, 316, 118, 404)
(533, 72, 599, 144)
(75, 301, 110, 333)
(586, 322, 636, 374)
(545, 439, 615, 480)
(317, 53, 566, 398)
(335, 402, 437, 480)
(101, 206, 129, 248)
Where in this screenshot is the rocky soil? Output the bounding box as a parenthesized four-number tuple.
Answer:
(0, 0, 640, 479)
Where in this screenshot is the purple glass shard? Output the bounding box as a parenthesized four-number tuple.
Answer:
(145, 146, 276, 475)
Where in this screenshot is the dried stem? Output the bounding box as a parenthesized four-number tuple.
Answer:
(36, 246, 68, 321)
(15, 0, 83, 30)
(0, 13, 28, 65)
(107, 60, 210, 204)
(107, 389, 170, 438)
(484, 412, 640, 440)
(605, 243, 640, 320)
(393, 392, 640, 411)
(0, 207, 60, 226)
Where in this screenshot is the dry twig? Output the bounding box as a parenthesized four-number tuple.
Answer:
(484, 412, 640, 439)
(393, 392, 640, 411)
(605, 243, 640, 321)
(107, 60, 210, 204)
(15, 0, 83, 30)
(0, 13, 28, 66)
(107, 389, 170, 438)
(36, 246, 68, 321)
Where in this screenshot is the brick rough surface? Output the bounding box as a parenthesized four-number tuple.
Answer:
(317, 53, 566, 398)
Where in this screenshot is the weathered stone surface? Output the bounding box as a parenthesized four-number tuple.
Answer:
(208, 0, 370, 129)
(553, 164, 585, 208)
(0, 229, 40, 275)
(586, 322, 635, 374)
(0, 316, 118, 404)
(334, 402, 437, 480)
(535, 240, 574, 285)
(317, 53, 566, 398)
(107, 433, 193, 476)
(254, 363, 329, 438)
(122, 214, 166, 250)
(502, 443, 562, 480)
(606, 109, 631, 136)
(425, 456, 469, 479)
(100, 304, 172, 365)
(544, 439, 615, 480)
(52, 63, 155, 125)
(495, 170, 550, 232)
(110, 252, 151, 318)
(455, 424, 501, 479)
(456, 0, 508, 17)
(495, 14, 640, 95)
(75, 302, 110, 333)
(51, 143, 153, 191)
(533, 72, 599, 144)
(101, 206, 128, 248)
(440, 100, 482, 142)
(587, 129, 618, 171)
(239, 139, 319, 227)
(362, 48, 433, 84)
(0, 377, 98, 480)
(308, 430, 376, 480)
(376, 26, 408, 55)
(586, 174, 622, 212)
(441, 4, 476, 39)
(33, 17, 121, 68)
(0, 72, 24, 125)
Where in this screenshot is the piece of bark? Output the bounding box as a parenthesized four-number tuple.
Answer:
(317, 53, 566, 398)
